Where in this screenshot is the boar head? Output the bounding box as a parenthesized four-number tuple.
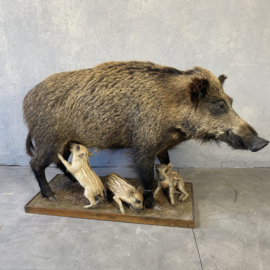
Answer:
(179, 67, 269, 152)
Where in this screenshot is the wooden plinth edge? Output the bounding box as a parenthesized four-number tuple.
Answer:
(25, 177, 195, 229)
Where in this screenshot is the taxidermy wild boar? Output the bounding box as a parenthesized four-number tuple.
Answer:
(23, 61, 269, 209)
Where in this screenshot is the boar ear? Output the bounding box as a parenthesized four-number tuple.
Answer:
(137, 186, 144, 194)
(189, 78, 209, 106)
(218, 75, 227, 86)
(78, 153, 85, 159)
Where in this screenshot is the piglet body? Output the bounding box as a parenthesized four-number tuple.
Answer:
(58, 143, 104, 209)
(105, 173, 143, 214)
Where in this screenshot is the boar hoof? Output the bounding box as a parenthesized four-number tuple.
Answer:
(144, 196, 154, 209)
(48, 195, 58, 201)
(144, 197, 162, 210)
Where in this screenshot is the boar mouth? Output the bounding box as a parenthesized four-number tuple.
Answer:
(221, 130, 269, 152)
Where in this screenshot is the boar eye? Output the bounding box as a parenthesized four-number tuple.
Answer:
(211, 100, 227, 115)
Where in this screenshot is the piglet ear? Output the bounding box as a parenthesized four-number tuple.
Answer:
(218, 75, 227, 86)
(88, 151, 93, 157)
(189, 78, 209, 106)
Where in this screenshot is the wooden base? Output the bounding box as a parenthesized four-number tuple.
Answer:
(25, 174, 195, 228)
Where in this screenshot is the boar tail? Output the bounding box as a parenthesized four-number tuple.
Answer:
(26, 133, 35, 157)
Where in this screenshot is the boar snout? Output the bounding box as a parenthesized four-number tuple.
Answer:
(245, 136, 269, 152)
(224, 128, 269, 152)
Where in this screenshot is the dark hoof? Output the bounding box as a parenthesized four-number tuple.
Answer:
(144, 196, 154, 209)
(48, 195, 58, 201)
(144, 197, 162, 211)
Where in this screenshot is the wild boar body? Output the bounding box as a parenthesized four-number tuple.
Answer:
(24, 62, 187, 154)
(23, 61, 269, 207)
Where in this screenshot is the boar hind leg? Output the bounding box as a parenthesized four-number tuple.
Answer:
(30, 154, 58, 201)
(157, 149, 170, 165)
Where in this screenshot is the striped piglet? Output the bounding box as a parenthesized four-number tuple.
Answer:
(105, 173, 144, 214)
(58, 143, 104, 209)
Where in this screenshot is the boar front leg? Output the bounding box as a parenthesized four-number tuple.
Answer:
(134, 150, 161, 210)
(157, 149, 170, 165)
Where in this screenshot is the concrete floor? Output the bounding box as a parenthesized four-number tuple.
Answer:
(0, 166, 270, 270)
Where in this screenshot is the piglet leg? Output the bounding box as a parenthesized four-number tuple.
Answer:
(153, 185, 161, 198)
(169, 187, 176, 206)
(113, 196, 125, 214)
(177, 181, 189, 202)
(83, 188, 97, 209)
(57, 154, 73, 173)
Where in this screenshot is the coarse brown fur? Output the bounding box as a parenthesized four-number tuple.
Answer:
(23, 61, 269, 207)
(154, 163, 189, 206)
(104, 173, 144, 214)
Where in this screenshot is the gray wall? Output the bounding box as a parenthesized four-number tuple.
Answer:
(0, 0, 269, 168)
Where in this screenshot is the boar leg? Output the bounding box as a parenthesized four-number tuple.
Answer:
(30, 153, 58, 201)
(134, 150, 161, 210)
(157, 149, 170, 165)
